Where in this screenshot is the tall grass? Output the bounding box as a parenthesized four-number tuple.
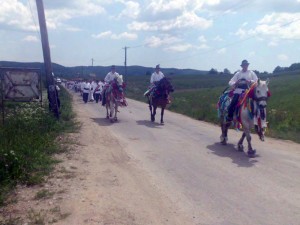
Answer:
(125, 73, 300, 143)
(0, 87, 77, 205)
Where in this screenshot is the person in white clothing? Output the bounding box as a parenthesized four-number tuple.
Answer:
(227, 60, 258, 121)
(104, 65, 119, 83)
(82, 80, 91, 103)
(94, 80, 104, 103)
(144, 64, 165, 96)
(150, 64, 165, 84)
(102, 65, 119, 106)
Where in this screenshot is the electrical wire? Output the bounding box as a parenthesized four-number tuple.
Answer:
(27, 0, 40, 38)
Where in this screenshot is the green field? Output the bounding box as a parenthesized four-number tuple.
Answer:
(125, 72, 300, 143)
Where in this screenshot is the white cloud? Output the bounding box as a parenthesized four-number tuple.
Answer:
(198, 43, 209, 49)
(92, 31, 137, 40)
(112, 32, 137, 40)
(234, 28, 248, 39)
(236, 13, 300, 40)
(128, 11, 212, 31)
(145, 35, 181, 48)
(217, 48, 226, 54)
(248, 51, 255, 57)
(0, 0, 37, 31)
(164, 43, 193, 52)
(268, 40, 278, 47)
(116, 1, 140, 19)
(241, 22, 248, 27)
(213, 35, 223, 41)
(198, 35, 207, 43)
(277, 54, 289, 61)
(0, 0, 106, 31)
(23, 35, 39, 42)
(92, 31, 112, 39)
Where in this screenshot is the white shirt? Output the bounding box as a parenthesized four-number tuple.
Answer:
(94, 81, 104, 93)
(105, 72, 119, 83)
(83, 82, 91, 93)
(150, 71, 164, 84)
(229, 70, 258, 94)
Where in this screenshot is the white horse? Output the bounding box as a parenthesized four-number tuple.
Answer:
(218, 79, 270, 157)
(105, 74, 126, 122)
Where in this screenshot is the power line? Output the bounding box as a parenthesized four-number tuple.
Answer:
(27, 0, 40, 38)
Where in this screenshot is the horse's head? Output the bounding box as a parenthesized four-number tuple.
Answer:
(253, 78, 270, 141)
(254, 78, 270, 110)
(157, 77, 174, 93)
(112, 74, 125, 92)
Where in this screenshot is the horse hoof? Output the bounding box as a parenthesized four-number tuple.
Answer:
(220, 136, 227, 145)
(160, 122, 164, 125)
(114, 118, 118, 121)
(238, 144, 244, 152)
(247, 149, 256, 157)
(106, 116, 109, 119)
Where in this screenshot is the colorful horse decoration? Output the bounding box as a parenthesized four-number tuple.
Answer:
(217, 79, 271, 157)
(145, 77, 174, 124)
(105, 74, 127, 122)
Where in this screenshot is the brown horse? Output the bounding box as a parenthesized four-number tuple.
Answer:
(147, 77, 174, 125)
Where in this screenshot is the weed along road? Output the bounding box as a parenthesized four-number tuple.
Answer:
(64, 92, 300, 225)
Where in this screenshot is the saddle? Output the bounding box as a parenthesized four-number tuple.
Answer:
(107, 82, 127, 107)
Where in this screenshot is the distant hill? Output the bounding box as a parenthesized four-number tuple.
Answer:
(0, 61, 208, 79)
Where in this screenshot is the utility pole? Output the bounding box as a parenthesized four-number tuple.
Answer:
(36, 0, 59, 118)
(91, 58, 94, 67)
(123, 46, 128, 83)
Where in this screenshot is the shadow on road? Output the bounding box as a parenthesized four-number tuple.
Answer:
(90, 117, 114, 126)
(136, 120, 162, 128)
(207, 142, 259, 168)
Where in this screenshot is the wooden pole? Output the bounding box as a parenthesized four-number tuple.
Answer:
(36, 0, 59, 118)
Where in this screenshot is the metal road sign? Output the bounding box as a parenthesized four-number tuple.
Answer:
(1, 68, 41, 102)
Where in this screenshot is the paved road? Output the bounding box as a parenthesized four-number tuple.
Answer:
(86, 97, 300, 225)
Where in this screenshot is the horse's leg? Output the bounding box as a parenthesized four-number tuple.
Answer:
(149, 100, 154, 122)
(110, 99, 114, 122)
(245, 128, 256, 157)
(220, 116, 229, 145)
(237, 132, 246, 152)
(106, 103, 109, 119)
(152, 105, 157, 122)
(160, 107, 165, 124)
(114, 103, 118, 121)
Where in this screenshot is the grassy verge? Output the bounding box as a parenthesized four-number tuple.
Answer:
(0, 86, 78, 206)
(125, 73, 300, 143)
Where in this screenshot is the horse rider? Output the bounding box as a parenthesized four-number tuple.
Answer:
(102, 65, 120, 106)
(144, 64, 165, 96)
(227, 59, 258, 122)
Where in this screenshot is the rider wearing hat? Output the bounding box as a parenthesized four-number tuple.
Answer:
(102, 65, 120, 106)
(150, 64, 165, 84)
(227, 60, 258, 122)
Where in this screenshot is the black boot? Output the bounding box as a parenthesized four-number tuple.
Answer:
(102, 93, 106, 106)
(227, 93, 239, 122)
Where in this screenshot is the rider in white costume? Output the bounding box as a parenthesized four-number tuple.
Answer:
(144, 64, 165, 96)
(227, 60, 258, 121)
(102, 65, 119, 106)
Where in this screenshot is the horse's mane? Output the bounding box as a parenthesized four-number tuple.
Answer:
(238, 82, 257, 106)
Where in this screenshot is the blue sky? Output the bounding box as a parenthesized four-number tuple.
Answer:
(0, 0, 300, 73)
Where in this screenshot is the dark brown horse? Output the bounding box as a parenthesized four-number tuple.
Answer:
(147, 77, 174, 124)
